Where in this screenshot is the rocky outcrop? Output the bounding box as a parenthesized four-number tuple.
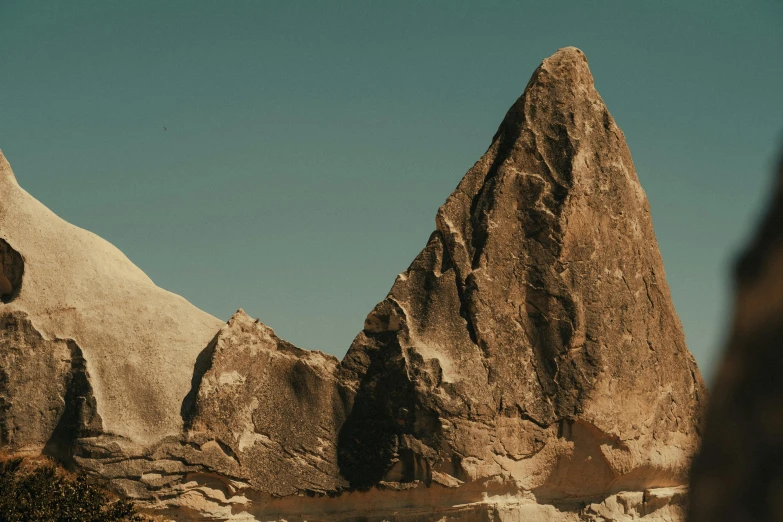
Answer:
(688, 152, 783, 521)
(339, 46, 705, 500)
(0, 151, 223, 450)
(0, 311, 100, 455)
(0, 47, 706, 521)
(183, 310, 349, 496)
(67, 311, 349, 517)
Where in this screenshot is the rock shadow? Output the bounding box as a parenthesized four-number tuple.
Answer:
(0, 238, 23, 303)
(180, 332, 219, 431)
(43, 341, 102, 466)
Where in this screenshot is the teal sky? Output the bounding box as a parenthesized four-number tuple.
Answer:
(1, 2, 781, 383)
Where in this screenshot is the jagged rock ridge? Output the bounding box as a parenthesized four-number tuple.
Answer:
(339, 46, 705, 499)
(0, 47, 706, 521)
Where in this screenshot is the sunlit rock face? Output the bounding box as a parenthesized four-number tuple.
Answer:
(0, 47, 705, 522)
(182, 309, 350, 497)
(688, 153, 783, 522)
(0, 149, 223, 453)
(334, 45, 705, 520)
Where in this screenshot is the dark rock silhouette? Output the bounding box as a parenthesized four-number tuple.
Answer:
(0, 239, 23, 302)
(689, 151, 783, 522)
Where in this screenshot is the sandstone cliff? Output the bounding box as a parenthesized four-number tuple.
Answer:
(689, 151, 783, 521)
(0, 47, 705, 521)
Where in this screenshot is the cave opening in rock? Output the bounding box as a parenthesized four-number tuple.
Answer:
(0, 239, 23, 303)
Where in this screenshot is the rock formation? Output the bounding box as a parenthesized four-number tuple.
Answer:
(182, 310, 349, 497)
(339, 46, 705, 502)
(688, 152, 783, 521)
(0, 47, 706, 521)
(0, 152, 222, 457)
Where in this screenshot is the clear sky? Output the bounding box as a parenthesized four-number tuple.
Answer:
(1, 1, 781, 384)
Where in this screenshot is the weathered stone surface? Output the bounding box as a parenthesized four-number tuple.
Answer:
(0, 151, 223, 446)
(688, 153, 783, 521)
(0, 311, 100, 455)
(339, 46, 706, 502)
(0, 47, 705, 521)
(183, 309, 349, 496)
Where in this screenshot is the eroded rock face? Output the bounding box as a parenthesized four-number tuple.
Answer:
(688, 154, 783, 521)
(184, 310, 349, 496)
(67, 312, 348, 509)
(0, 311, 100, 454)
(339, 46, 706, 501)
(0, 47, 705, 522)
(0, 151, 223, 446)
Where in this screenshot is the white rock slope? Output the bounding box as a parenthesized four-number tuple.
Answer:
(0, 151, 223, 449)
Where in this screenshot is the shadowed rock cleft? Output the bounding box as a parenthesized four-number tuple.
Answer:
(0, 239, 23, 303)
(43, 341, 103, 465)
(688, 152, 783, 522)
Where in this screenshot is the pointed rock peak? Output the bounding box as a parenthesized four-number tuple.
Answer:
(493, 46, 600, 142)
(226, 308, 262, 331)
(537, 46, 593, 85)
(341, 45, 704, 501)
(223, 308, 281, 341)
(228, 308, 252, 323)
(227, 308, 271, 328)
(0, 150, 17, 183)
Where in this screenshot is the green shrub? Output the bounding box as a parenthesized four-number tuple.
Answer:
(0, 457, 148, 522)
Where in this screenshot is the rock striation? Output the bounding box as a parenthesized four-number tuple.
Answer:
(0, 47, 706, 521)
(688, 151, 783, 521)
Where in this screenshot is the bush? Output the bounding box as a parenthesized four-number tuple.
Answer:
(0, 456, 148, 522)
